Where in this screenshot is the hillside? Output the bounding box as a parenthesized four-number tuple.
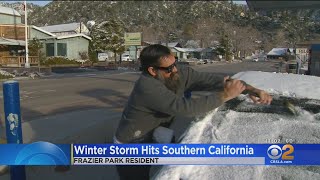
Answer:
(2, 1, 320, 52)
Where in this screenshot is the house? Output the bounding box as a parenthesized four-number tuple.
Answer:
(199, 47, 217, 60)
(0, 6, 21, 24)
(0, 7, 91, 66)
(0, 24, 26, 59)
(171, 47, 216, 60)
(138, 42, 188, 60)
(172, 47, 188, 59)
(161, 42, 182, 48)
(30, 26, 91, 61)
(267, 48, 289, 60)
(0, 6, 37, 67)
(39, 22, 90, 36)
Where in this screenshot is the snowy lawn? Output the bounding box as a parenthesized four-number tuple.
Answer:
(154, 71, 320, 180)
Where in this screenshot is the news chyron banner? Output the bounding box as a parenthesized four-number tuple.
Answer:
(0, 142, 320, 165)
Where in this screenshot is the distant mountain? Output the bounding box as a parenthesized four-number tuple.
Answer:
(0, 1, 41, 15)
(2, 1, 320, 51)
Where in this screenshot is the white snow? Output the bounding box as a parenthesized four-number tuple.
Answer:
(233, 71, 320, 100)
(154, 71, 320, 180)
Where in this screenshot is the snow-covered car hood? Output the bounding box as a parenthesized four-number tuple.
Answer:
(154, 71, 320, 180)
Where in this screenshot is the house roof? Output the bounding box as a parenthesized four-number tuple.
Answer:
(173, 47, 187, 53)
(31, 26, 91, 40)
(0, 6, 21, 16)
(161, 42, 181, 48)
(267, 48, 288, 56)
(56, 34, 92, 41)
(174, 47, 212, 53)
(31, 25, 57, 37)
(0, 37, 25, 46)
(39, 22, 81, 33)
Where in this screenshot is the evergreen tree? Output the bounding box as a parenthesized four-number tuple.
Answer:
(28, 37, 43, 56)
(216, 33, 232, 61)
(28, 37, 44, 71)
(91, 19, 126, 64)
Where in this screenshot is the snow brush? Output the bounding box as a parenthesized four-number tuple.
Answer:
(245, 91, 298, 116)
(224, 79, 299, 116)
(219, 94, 300, 116)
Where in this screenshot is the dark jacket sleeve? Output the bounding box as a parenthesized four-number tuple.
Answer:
(138, 79, 224, 117)
(182, 66, 225, 92)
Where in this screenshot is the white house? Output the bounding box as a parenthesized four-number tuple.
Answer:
(39, 22, 90, 36)
(30, 25, 91, 61)
(267, 48, 289, 59)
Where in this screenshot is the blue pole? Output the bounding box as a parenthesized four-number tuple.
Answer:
(184, 90, 192, 99)
(3, 80, 26, 180)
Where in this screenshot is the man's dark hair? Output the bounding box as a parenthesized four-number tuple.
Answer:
(139, 44, 171, 73)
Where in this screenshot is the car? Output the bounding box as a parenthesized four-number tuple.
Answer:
(121, 54, 131, 61)
(97, 53, 109, 61)
(252, 57, 258, 62)
(154, 71, 320, 180)
(197, 59, 205, 65)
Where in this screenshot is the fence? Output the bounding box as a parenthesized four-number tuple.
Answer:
(0, 56, 39, 67)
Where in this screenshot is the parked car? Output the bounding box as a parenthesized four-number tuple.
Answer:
(154, 71, 320, 180)
(252, 57, 258, 62)
(197, 60, 205, 65)
(98, 53, 109, 61)
(121, 54, 131, 61)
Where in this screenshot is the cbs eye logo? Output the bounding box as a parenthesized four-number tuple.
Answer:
(267, 144, 294, 160)
(15, 141, 69, 165)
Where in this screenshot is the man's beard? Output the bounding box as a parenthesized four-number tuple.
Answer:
(156, 71, 180, 93)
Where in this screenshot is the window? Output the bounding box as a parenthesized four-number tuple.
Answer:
(57, 43, 67, 56)
(46, 43, 54, 57)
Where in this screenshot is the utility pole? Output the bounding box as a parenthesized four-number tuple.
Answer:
(24, 1, 30, 68)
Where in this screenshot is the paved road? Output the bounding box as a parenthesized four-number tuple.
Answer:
(0, 60, 280, 122)
(192, 60, 280, 76)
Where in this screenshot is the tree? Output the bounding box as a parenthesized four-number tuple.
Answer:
(28, 38, 44, 71)
(185, 40, 200, 48)
(88, 41, 98, 65)
(216, 33, 232, 61)
(91, 19, 126, 64)
(28, 37, 43, 56)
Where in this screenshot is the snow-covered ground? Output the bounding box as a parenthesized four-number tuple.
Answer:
(154, 71, 320, 180)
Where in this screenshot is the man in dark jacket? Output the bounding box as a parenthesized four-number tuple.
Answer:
(115, 44, 272, 180)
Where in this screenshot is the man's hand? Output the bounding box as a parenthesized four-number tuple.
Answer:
(249, 90, 272, 105)
(222, 76, 246, 102)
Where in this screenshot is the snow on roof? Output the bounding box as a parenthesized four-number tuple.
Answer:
(0, 6, 21, 16)
(267, 48, 287, 56)
(173, 47, 205, 52)
(155, 71, 320, 180)
(173, 47, 187, 52)
(39, 22, 80, 33)
(56, 33, 92, 41)
(161, 42, 181, 48)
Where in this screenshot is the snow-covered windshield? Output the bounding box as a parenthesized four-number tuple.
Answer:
(154, 71, 320, 180)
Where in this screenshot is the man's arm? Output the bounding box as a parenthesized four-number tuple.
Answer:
(227, 78, 272, 105)
(139, 76, 245, 117)
(182, 66, 224, 92)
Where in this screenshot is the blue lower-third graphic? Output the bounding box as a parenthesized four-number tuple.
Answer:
(14, 141, 70, 165)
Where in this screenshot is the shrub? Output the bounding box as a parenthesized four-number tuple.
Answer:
(79, 51, 89, 60)
(42, 57, 81, 66)
(0, 70, 15, 79)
